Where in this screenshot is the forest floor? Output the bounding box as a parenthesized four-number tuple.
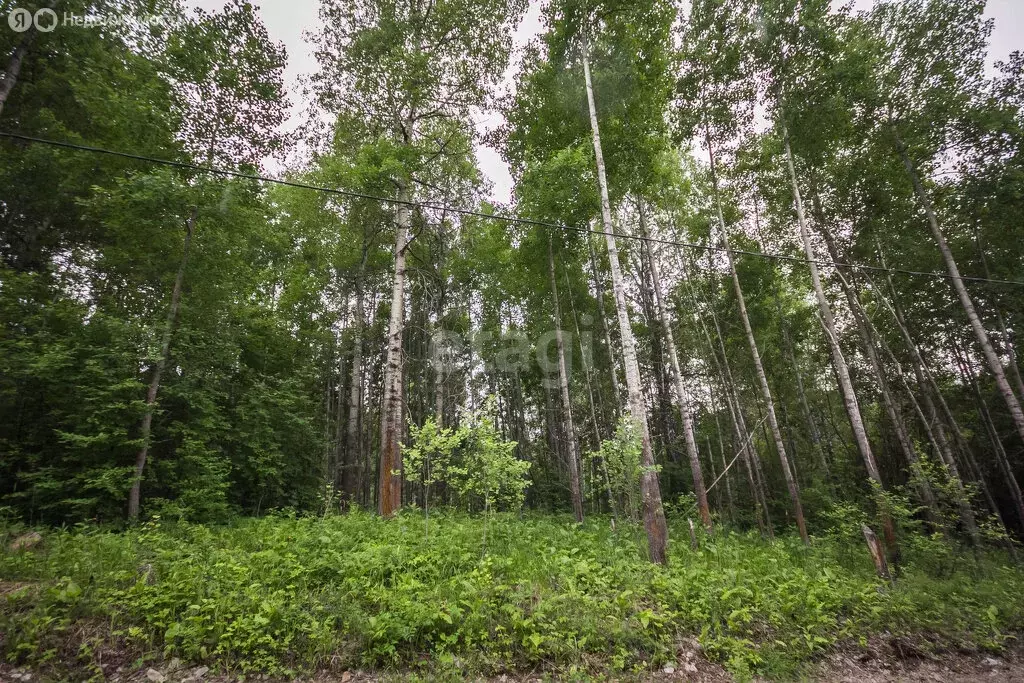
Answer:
(1, 511, 1023, 681)
(2, 642, 1022, 682)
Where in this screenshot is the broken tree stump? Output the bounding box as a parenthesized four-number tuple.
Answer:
(862, 523, 893, 584)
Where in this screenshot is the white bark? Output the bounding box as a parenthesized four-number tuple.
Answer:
(588, 236, 622, 411)
(378, 178, 410, 517)
(783, 126, 884, 487)
(344, 278, 364, 503)
(639, 203, 712, 531)
(583, 49, 668, 563)
(897, 142, 1024, 447)
(708, 138, 806, 543)
(0, 32, 34, 118)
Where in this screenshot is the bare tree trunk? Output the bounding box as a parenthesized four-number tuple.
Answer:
(588, 236, 622, 416)
(781, 323, 833, 486)
(924, 337, 1016, 544)
(931, 353, 1012, 542)
(812, 210, 938, 516)
(636, 245, 675, 464)
(958, 348, 1024, 532)
(874, 319, 979, 545)
(344, 273, 365, 506)
(379, 177, 411, 517)
(681, 256, 771, 535)
(996, 309, 1024, 410)
(434, 322, 445, 425)
(128, 208, 197, 520)
(705, 436, 722, 513)
(709, 294, 772, 536)
(896, 140, 1024, 446)
(638, 201, 711, 530)
(584, 49, 668, 563)
(856, 263, 980, 541)
(644, 228, 711, 531)
(325, 343, 335, 481)
(549, 236, 584, 523)
(329, 309, 348, 488)
(976, 240, 1024, 407)
(873, 250, 997, 539)
(728, 383, 774, 540)
(565, 268, 602, 451)
(568, 272, 616, 518)
(713, 411, 735, 521)
(709, 138, 806, 543)
(0, 31, 35, 118)
(783, 125, 896, 553)
(333, 299, 348, 490)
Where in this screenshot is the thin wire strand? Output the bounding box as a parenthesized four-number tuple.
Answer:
(3, 130, 1022, 288)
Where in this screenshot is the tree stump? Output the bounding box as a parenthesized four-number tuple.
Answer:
(862, 524, 893, 583)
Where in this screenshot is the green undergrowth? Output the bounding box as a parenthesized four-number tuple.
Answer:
(2, 510, 1023, 680)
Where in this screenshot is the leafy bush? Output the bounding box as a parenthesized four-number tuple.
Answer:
(405, 399, 530, 513)
(585, 417, 644, 522)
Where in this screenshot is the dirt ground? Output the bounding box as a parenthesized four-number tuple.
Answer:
(810, 640, 1023, 682)
(0, 641, 1020, 682)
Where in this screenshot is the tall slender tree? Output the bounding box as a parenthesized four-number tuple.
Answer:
(312, 0, 526, 516)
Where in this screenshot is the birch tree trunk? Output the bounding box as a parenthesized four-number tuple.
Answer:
(996, 310, 1024, 409)
(708, 139, 806, 543)
(332, 307, 347, 489)
(344, 273, 365, 506)
(379, 176, 411, 517)
(783, 131, 881, 475)
(704, 278, 772, 536)
(926, 344, 1010, 538)
(638, 203, 712, 531)
(566, 270, 615, 516)
(957, 348, 1024, 532)
(565, 266, 603, 450)
(588, 236, 622, 415)
(726, 381, 774, 539)
(714, 413, 735, 521)
(868, 303, 979, 544)
(434, 331, 444, 425)
(681, 258, 771, 535)
(812, 210, 938, 516)
(549, 236, 584, 523)
(706, 436, 722, 513)
(868, 259, 988, 538)
(0, 31, 35, 118)
(583, 49, 668, 563)
(896, 140, 1024, 446)
(972, 234, 1024, 417)
(782, 322, 833, 486)
(782, 125, 896, 553)
(128, 207, 197, 520)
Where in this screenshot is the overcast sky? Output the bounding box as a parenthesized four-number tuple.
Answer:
(190, 0, 1022, 205)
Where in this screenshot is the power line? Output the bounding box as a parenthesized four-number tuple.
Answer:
(3, 130, 1022, 289)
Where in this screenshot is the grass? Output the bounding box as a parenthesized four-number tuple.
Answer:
(1, 509, 1023, 680)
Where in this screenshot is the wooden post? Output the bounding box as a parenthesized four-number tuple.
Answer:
(862, 524, 892, 583)
(688, 519, 699, 550)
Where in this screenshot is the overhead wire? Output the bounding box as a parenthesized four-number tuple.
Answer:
(2, 130, 1022, 288)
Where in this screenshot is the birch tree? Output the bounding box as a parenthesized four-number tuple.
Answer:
(312, 0, 526, 516)
(863, 0, 1024, 447)
(677, 0, 806, 541)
